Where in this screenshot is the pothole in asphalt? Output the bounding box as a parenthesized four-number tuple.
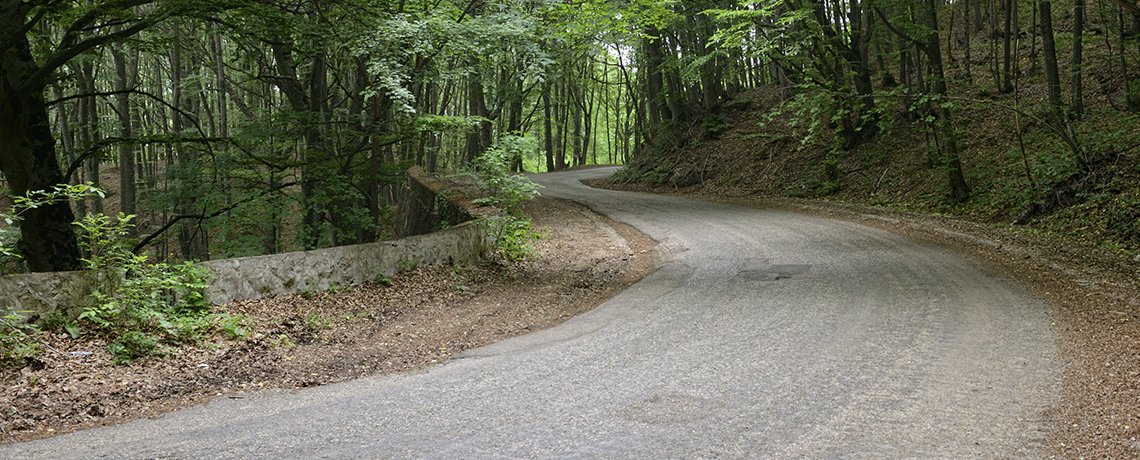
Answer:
(616, 393, 727, 424)
(739, 264, 812, 281)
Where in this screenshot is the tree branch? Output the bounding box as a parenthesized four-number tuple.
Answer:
(55, 0, 157, 50)
(1112, 0, 1140, 19)
(64, 136, 233, 179)
(132, 181, 299, 254)
(23, 20, 152, 92)
(873, 7, 929, 56)
(0, 1, 56, 57)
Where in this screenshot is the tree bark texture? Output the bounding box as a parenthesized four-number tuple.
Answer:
(1071, 0, 1085, 115)
(543, 81, 554, 172)
(922, 0, 971, 202)
(111, 45, 137, 222)
(642, 32, 668, 127)
(1002, 0, 1014, 93)
(0, 2, 82, 272)
(1039, 1, 1063, 113)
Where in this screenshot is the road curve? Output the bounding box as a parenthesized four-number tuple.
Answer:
(5, 167, 1059, 459)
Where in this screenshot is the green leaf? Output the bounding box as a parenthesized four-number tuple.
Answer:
(64, 322, 80, 339)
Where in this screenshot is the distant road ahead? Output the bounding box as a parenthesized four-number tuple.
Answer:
(5, 167, 1058, 459)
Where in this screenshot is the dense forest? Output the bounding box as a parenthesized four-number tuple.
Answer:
(1, 0, 1139, 275)
(1, 0, 650, 273)
(614, 0, 1140, 259)
(615, 0, 1140, 257)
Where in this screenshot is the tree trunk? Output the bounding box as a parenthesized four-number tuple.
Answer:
(111, 45, 137, 225)
(571, 84, 583, 167)
(1001, 0, 1014, 93)
(1121, 7, 1140, 111)
(507, 76, 524, 172)
(212, 26, 229, 139)
(1029, 1, 1039, 75)
(974, 0, 984, 31)
(269, 39, 325, 249)
(1039, 1, 1063, 112)
(962, 0, 973, 83)
(543, 81, 555, 172)
(262, 173, 280, 255)
(0, 23, 82, 272)
(923, 0, 971, 202)
(694, 11, 724, 112)
(306, 51, 330, 248)
(1071, 0, 1085, 115)
(464, 65, 492, 165)
(873, 27, 897, 87)
(78, 61, 103, 216)
(170, 28, 209, 261)
(53, 84, 80, 218)
(554, 82, 566, 171)
(642, 32, 669, 126)
(847, 0, 879, 149)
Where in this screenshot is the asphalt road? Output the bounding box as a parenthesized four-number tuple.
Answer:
(6, 167, 1059, 459)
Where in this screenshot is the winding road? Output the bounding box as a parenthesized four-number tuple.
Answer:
(5, 167, 1059, 459)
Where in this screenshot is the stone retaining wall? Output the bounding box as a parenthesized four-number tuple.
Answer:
(0, 169, 490, 323)
(396, 166, 476, 238)
(199, 220, 488, 305)
(0, 270, 108, 323)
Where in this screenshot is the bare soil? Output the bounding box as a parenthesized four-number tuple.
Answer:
(0, 196, 661, 444)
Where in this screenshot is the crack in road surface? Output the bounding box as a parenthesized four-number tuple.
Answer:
(3, 167, 1059, 459)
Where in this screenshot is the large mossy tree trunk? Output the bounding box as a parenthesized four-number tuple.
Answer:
(0, 4, 82, 272)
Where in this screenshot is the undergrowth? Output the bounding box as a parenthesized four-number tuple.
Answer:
(465, 135, 544, 261)
(74, 213, 250, 365)
(0, 186, 251, 367)
(616, 84, 1140, 258)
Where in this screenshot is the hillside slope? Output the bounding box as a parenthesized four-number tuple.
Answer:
(613, 83, 1139, 256)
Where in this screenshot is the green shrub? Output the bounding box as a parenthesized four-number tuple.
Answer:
(465, 135, 545, 261)
(216, 314, 253, 340)
(0, 185, 254, 365)
(1, 184, 104, 273)
(469, 137, 543, 215)
(75, 213, 225, 364)
(483, 215, 543, 261)
(107, 331, 159, 365)
(0, 312, 43, 367)
(702, 114, 728, 137)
